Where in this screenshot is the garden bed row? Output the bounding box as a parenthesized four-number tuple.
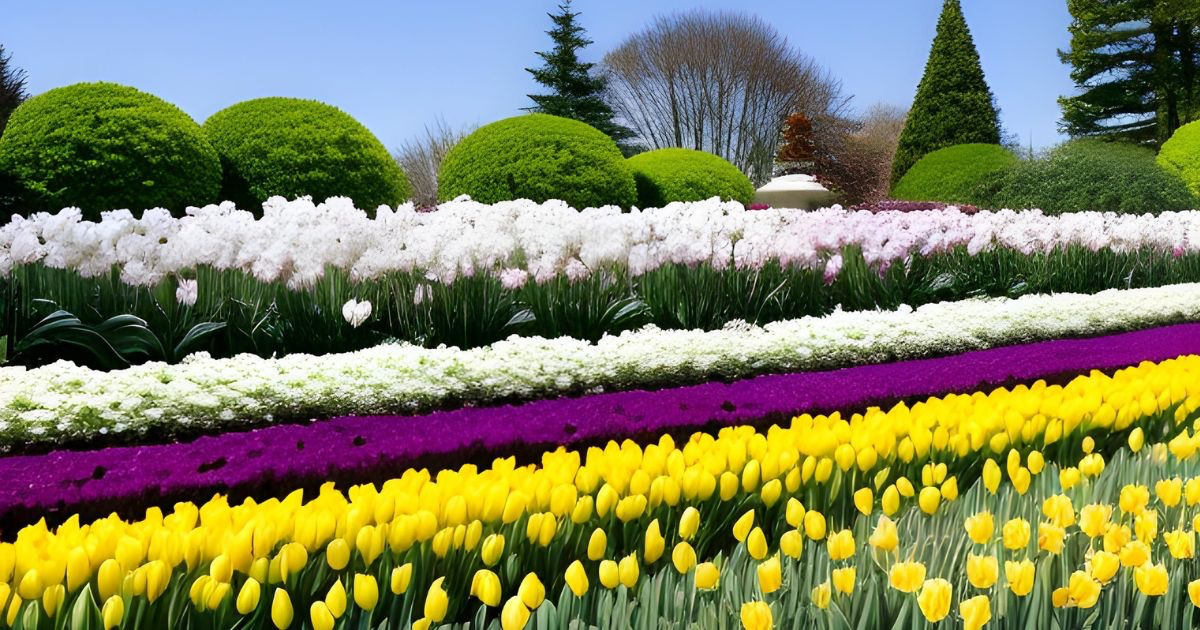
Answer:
(5, 321, 1198, 530)
(2, 283, 1199, 450)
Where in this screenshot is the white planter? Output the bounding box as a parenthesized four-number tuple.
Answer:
(754, 174, 836, 210)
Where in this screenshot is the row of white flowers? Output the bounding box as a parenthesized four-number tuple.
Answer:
(2, 197, 1198, 289)
(3, 283, 1199, 445)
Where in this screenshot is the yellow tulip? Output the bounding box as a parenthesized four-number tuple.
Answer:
(1038, 523, 1065, 555)
(209, 554, 233, 583)
(785, 499, 804, 528)
(964, 512, 994, 545)
(747, 527, 769, 561)
(1166, 529, 1195, 559)
(1156, 478, 1183, 507)
(518, 572, 546, 609)
(1135, 511, 1158, 543)
(325, 579, 347, 618)
(325, 539, 350, 571)
(672, 542, 697, 573)
(481, 534, 505, 567)
(353, 574, 378, 611)
(811, 580, 831, 609)
(41, 584, 64, 618)
(918, 487, 941, 515)
(881, 485, 901, 516)
(17, 569, 41, 600)
(1059, 467, 1081, 490)
(853, 488, 873, 516)
(832, 567, 855, 595)
(618, 554, 639, 589)
(1119, 484, 1150, 515)
(940, 477, 958, 501)
(565, 560, 589, 597)
(101, 595, 124, 630)
(645, 520, 665, 564)
(959, 595, 991, 630)
(680, 507, 701, 540)
(1105, 525, 1132, 554)
(1088, 551, 1119, 583)
(804, 511, 827, 540)
(1010, 467, 1031, 495)
(599, 560, 619, 589)
(1052, 587, 1069, 608)
(1066, 570, 1101, 608)
(827, 529, 855, 561)
(1004, 560, 1035, 597)
(1186, 478, 1200, 506)
(868, 516, 898, 552)
(311, 601, 336, 630)
(917, 579, 952, 623)
(471, 569, 502, 607)
(97, 559, 124, 603)
(896, 476, 915, 497)
(1120, 541, 1150, 567)
(695, 562, 720, 590)
(501, 596, 531, 630)
(757, 555, 782, 594)
(5, 594, 19, 627)
(587, 528, 607, 561)
(1134, 563, 1169, 596)
(237, 578, 262, 615)
(733, 510, 755, 542)
(391, 564, 413, 595)
(966, 555, 998, 589)
(1129, 427, 1145, 452)
(1082, 436, 1095, 453)
(1027, 450, 1045, 474)
(1042, 494, 1075, 528)
(779, 530, 804, 560)
(1079, 504, 1111, 538)
(424, 576, 449, 622)
(1188, 578, 1200, 608)
(271, 588, 294, 629)
(65, 547, 90, 593)
(888, 561, 926, 593)
(740, 601, 773, 630)
(761, 479, 782, 508)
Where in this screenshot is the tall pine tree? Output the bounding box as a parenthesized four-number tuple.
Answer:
(525, 1, 635, 150)
(0, 43, 29, 137)
(891, 0, 1000, 185)
(1058, 0, 1200, 145)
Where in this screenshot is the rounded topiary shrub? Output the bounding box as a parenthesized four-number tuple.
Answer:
(204, 97, 409, 211)
(1158, 120, 1200, 197)
(626, 148, 754, 208)
(437, 113, 636, 209)
(892, 143, 1016, 205)
(975, 139, 1197, 214)
(0, 82, 221, 218)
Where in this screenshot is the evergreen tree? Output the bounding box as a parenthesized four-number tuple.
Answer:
(525, 1, 636, 151)
(0, 43, 29, 137)
(1058, 0, 1200, 145)
(891, 0, 1000, 185)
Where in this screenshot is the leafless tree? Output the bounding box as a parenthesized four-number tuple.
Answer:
(601, 11, 850, 184)
(823, 103, 907, 204)
(394, 118, 475, 209)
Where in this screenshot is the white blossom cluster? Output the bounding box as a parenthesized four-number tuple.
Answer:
(2, 197, 1198, 289)
(2, 282, 1199, 446)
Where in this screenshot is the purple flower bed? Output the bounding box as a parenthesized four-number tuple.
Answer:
(4, 322, 1200, 529)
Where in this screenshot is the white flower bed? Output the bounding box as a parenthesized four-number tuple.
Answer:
(2, 283, 1199, 445)
(2, 197, 1198, 289)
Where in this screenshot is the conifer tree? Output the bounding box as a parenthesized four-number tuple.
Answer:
(525, 1, 635, 150)
(891, 0, 1000, 185)
(0, 43, 29, 137)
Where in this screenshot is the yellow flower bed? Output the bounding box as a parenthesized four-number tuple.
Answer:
(2, 356, 1200, 628)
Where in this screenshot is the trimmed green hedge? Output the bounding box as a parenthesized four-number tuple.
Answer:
(204, 97, 409, 212)
(892, 143, 1016, 205)
(0, 82, 220, 218)
(1158, 120, 1200, 197)
(438, 113, 636, 208)
(626, 148, 754, 207)
(975, 139, 1196, 214)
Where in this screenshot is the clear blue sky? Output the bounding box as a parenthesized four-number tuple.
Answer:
(2, 0, 1074, 150)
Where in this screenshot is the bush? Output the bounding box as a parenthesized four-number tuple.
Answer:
(626, 148, 754, 207)
(976, 139, 1196, 214)
(204, 97, 409, 211)
(0, 82, 220, 218)
(892, 143, 1016, 204)
(437, 113, 636, 208)
(1158, 120, 1200, 197)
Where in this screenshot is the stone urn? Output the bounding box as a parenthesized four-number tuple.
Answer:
(753, 174, 836, 210)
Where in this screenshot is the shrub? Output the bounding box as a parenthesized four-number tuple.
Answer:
(204, 97, 409, 211)
(975, 139, 1196, 214)
(1158, 120, 1200, 197)
(0, 82, 220, 218)
(892, 143, 1016, 204)
(437, 113, 636, 208)
(626, 148, 755, 207)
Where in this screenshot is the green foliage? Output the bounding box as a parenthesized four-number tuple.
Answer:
(0, 43, 28, 137)
(891, 0, 1001, 185)
(203, 97, 409, 211)
(1058, 0, 1200, 145)
(0, 82, 221, 218)
(437, 113, 636, 208)
(892, 143, 1016, 204)
(626, 148, 755, 207)
(525, 1, 635, 150)
(1158, 120, 1200, 197)
(976, 139, 1197, 214)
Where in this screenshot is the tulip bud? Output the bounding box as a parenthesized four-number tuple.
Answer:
(271, 588, 293, 629)
(757, 555, 782, 593)
(325, 579, 347, 618)
(424, 577, 449, 622)
(679, 507, 700, 540)
(501, 596, 530, 630)
(310, 601, 335, 630)
(672, 542, 697, 573)
(470, 570, 501, 607)
(237, 578, 261, 615)
(518, 573, 545, 609)
(599, 560, 619, 589)
(565, 560, 589, 597)
(644, 520, 665, 564)
(390, 563, 412, 595)
(102, 595, 124, 630)
(695, 562, 720, 590)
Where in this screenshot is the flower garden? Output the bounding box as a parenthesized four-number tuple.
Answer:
(2, 0, 1200, 629)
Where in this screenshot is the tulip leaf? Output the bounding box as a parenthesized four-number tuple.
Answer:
(67, 584, 100, 630)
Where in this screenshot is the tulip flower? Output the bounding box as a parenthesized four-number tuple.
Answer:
(1120, 484, 1150, 515)
(1189, 578, 1200, 608)
(888, 561, 926, 593)
(966, 555, 998, 589)
(733, 510, 755, 542)
(1038, 522, 1066, 555)
(672, 542, 697, 573)
(812, 580, 831, 609)
(695, 563, 720, 590)
(869, 516, 899, 552)
(881, 485, 901, 516)
(832, 567, 856, 595)
(1066, 570, 1102, 608)
(1005, 560, 1035, 597)
(391, 564, 412, 595)
(237, 578, 261, 615)
(618, 554, 639, 589)
(565, 560, 588, 597)
(101, 595, 124, 630)
(740, 601, 773, 630)
(679, 507, 701, 540)
(587, 528, 607, 561)
(325, 539, 350, 571)
(271, 589, 293, 629)
(918, 487, 941, 515)
(1134, 563, 1169, 596)
(325, 579, 347, 618)
(1042, 494, 1075, 528)
(310, 602, 335, 630)
(481, 534, 505, 567)
(1120, 541, 1150, 567)
(424, 577, 449, 622)
(959, 595, 991, 630)
(964, 512, 994, 545)
(645, 520, 665, 564)
(501, 596, 530, 630)
(827, 529, 855, 561)
(599, 561, 619, 589)
(918, 579, 952, 622)
(853, 488, 873, 516)
(804, 511, 827, 540)
(471, 570, 502, 607)
(747, 527, 769, 561)
(780, 530, 804, 559)
(757, 555, 782, 594)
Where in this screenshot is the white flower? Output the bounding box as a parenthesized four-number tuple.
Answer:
(175, 278, 198, 306)
(342, 298, 372, 328)
(498, 268, 529, 290)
